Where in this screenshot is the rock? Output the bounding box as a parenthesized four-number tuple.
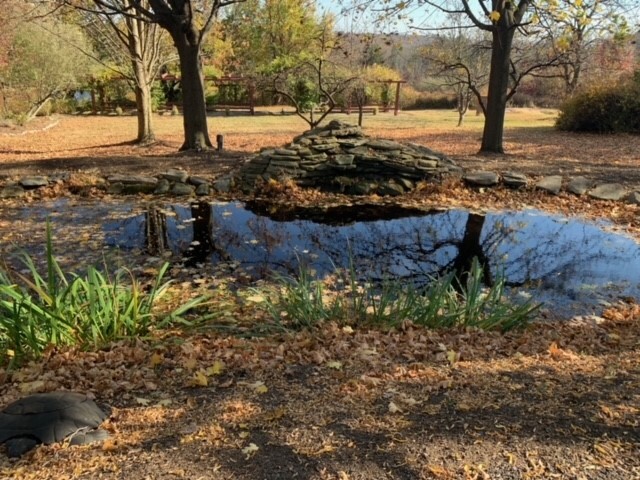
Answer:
(502, 172, 528, 189)
(275, 148, 298, 156)
(107, 174, 157, 186)
(195, 183, 210, 196)
(588, 183, 627, 201)
(189, 176, 209, 186)
(311, 143, 339, 152)
(213, 175, 233, 193)
(332, 154, 355, 165)
(349, 181, 378, 195)
(536, 175, 563, 195)
(416, 159, 438, 170)
(348, 146, 372, 157)
(312, 137, 338, 145)
(237, 121, 456, 195)
(377, 181, 405, 196)
(106, 183, 124, 195)
(463, 171, 499, 187)
(0, 185, 26, 198)
(269, 160, 300, 169)
(269, 154, 301, 162)
(122, 183, 157, 194)
(396, 178, 415, 190)
(49, 173, 71, 183)
(153, 179, 170, 194)
(171, 183, 195, 196)
(404, 143, 446, 160)
(19, 176, 49, 188)
(161, 169, 189, 183)
(626, 191, 640, 204)
(567, 176, 591, 195)
(338, 138, 368, 148)
(366, 139, 404, 151)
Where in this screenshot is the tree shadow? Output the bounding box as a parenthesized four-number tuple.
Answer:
(0, 150, 248, 177)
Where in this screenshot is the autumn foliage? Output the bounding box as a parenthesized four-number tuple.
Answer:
(556, 72, 640, 133)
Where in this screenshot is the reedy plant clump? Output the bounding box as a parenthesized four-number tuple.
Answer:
(259, 258, 539, 332)
(0, 223, 207, 363)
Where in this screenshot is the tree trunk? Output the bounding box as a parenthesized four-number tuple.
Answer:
(174, 38, 212, 151)
(128, 10, 155, 145)
(134, 83, 155, 144)
(480, 28, 515, 154)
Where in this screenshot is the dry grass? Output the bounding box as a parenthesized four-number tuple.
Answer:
(1, 108, 638, 185)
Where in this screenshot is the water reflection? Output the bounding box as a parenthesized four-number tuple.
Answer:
(103, 201, 640, 315)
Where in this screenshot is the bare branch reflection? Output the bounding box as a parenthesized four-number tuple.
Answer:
(104, 201, 640, 315)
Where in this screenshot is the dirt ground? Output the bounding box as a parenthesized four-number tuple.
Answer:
(0, 112, 639, 479)
(1, 111, 640, 186)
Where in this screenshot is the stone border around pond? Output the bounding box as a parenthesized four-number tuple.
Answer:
(462, 170, 640, 204)
(2, 168, 640, 207)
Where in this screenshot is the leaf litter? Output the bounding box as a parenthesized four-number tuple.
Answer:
(1, 114, 640, 478)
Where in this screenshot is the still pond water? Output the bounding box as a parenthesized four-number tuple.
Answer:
(3, 200, 640, 316)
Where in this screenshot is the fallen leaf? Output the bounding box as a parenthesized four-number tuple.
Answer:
(183, 358, 198, 371)
(206, 360, 225, 376)
(242, 443, 259, 458)
(326, 360, 343, 370)
(150, 352, 163, 367)
(313, 445, 335, 455)
(101, 438, 118, 452)
(447, 350, 458, 366)
(190, 370, 209, 387)
(19, 380, 45, 394)
(248, 381, 268, 394)
(388, 401, 402, 414)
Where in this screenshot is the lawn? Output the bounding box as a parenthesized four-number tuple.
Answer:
(0, 109, 639, 479)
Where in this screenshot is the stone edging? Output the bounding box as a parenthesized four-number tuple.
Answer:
(0, 169, 234, 199)
(462, 171, 640, 204)
(3, 168, 639, 208)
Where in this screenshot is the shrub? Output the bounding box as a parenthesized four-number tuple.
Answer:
(556, 76, 640, 133)
(508, 92, 536, 108)
(402, 92, 457, 110)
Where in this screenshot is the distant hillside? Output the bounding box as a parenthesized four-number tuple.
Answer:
(333, 32, 437, 85)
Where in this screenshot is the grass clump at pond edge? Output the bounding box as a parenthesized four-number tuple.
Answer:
(256, 258, 540, 332)
(0, 222, 208, 364)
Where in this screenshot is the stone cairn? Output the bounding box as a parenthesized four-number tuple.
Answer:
(237, 119, 461, 196)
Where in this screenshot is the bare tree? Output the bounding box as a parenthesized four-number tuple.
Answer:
(83, 0, 244, 151)
(265, 22, 358, 129)
(1, 10, 93, 121)
(532, 0, 632, 95)
(76, 0, 171, 144)
(346, 0, 572, 152)
(421, 22, 490, 126)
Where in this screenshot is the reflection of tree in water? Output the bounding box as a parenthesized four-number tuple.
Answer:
(185, 202, 216, 266)
(126, 201, 640, 312)
(452, 213, 491, 290)
(146, 207, 168, 257)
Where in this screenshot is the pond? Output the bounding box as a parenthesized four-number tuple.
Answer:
(2, 199, 640, 317)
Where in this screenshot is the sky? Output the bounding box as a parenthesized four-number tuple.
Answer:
(317, 0, 449, 34)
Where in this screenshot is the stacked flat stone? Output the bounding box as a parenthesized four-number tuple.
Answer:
(237, 119, 460, 196)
